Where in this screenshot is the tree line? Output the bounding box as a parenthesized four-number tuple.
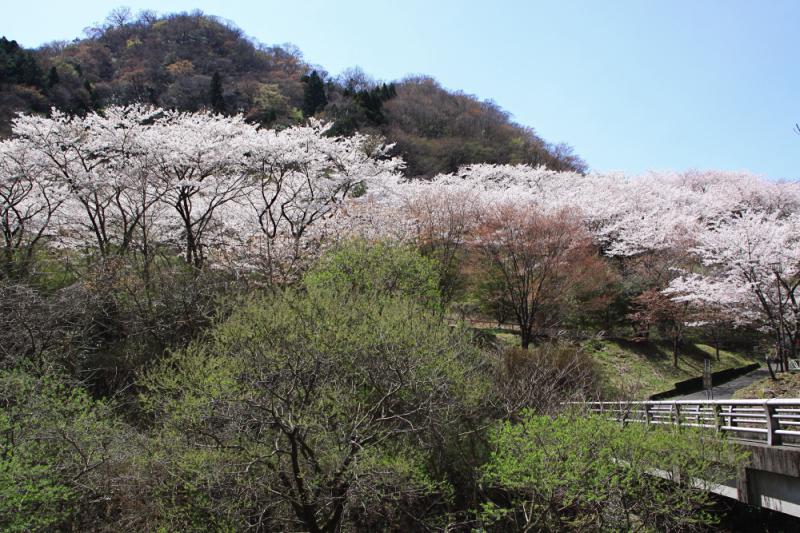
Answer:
(3, 106, 799, 379)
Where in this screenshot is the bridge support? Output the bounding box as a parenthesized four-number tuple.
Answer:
(736, 443, 800, 517)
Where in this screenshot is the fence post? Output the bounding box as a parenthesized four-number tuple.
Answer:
(644, 402, 652, 427)
(674, 402, 681, 431)
(765, 403, 782, 446)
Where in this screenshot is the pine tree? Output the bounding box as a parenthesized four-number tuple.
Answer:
(84, 79, 99, 109)
(47, 66, 59, 88)
(301, 70, 327, 118)
(209, 72, 225, 114)
(0, 37, 43, 87)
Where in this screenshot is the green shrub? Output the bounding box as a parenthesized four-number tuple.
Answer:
(0, 369, 127, 531)
(138, 288, 485, 531)
(304, 239, 441, 309)
(480, 412, 746, 531)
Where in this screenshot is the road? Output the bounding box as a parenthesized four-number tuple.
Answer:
(671, 366, 771, 400)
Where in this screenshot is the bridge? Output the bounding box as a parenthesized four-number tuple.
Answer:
(586, 399, 800, 518)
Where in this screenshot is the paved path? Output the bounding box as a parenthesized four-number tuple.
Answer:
(671, 367, 770, 400)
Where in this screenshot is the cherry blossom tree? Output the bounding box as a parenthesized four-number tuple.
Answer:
(0, 139, 64, 278)
(398, 183, 481, 302)
(236, 120, 403, 280)
(139, 111, 257, 269)
(7, 106, 404, 277)
(664, 273, 747, 361)
(7, 105, 800, 320)
(11, 107, 165, 258)
(667, 212, 800, 371)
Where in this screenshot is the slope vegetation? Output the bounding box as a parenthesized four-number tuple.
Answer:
(0, 10, 585, 176)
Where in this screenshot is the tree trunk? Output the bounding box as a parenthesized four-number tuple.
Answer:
(767, 352, 777, 380)
(520, 326, 532, 349)
(712, 328, 721, 361)
(521, 334, 531, 350)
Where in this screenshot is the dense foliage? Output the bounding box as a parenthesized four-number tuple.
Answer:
(304, 239, 442, 309)
(0, 245, 745, 530)
(480, 412, 745, 531)
(137, 287, 485, 531)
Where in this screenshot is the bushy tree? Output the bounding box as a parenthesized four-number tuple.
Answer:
(488, 343, 601, 420)
(0, 369, 129, 531)
(474, 205, 608, 348)
(304, 239, 441, 308)
(138, 286, 486, 531)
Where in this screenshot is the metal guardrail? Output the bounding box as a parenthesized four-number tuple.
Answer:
(585, 399, 800, 447)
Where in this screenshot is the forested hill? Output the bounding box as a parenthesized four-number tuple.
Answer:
(0, 9, 586, 176)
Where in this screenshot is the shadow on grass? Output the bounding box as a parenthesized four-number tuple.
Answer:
(605, 337, 722, 365)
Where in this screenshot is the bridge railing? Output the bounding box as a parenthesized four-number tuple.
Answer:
(584, 399, 800, 447)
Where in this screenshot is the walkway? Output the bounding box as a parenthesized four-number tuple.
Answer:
(672, 366, 771, 400)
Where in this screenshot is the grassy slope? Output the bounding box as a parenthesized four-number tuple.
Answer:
(733, 373, 800, 399)
(585, 339, 757, 399)
(481, 328, 758, 400)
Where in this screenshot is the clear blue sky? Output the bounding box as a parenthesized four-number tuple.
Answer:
(3, 1, 799, 179)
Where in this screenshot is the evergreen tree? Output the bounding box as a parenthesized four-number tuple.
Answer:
(146, 86, 158, 106)
(47, 66, 59, 88)
(355, 84, 396, 124)
(301, 70, 327, 118)
(209, 71, 225, 113)
(84, 79, 99, 109)
(0, 37, 43, 87)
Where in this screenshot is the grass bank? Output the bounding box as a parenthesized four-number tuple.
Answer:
(583, 339, 757, 399)
(733, 373, 800, 399)
(478, 327, 758, 400)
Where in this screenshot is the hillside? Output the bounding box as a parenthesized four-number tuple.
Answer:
(0, 9, 585, 176)
(486, 329, 759, 400)
(586, 339, 758, 399)
(734, 373, 800, 399)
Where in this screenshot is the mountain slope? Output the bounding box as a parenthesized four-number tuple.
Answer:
(0, 9, 586, 176)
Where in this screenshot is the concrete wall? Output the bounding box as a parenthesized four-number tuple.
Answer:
(736, 443, 800, 518)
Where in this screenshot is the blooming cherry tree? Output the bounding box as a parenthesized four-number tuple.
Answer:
(0, 139, 65, 277)
(236, 120, 403, 279)
(667, 212, 800, 370)
(144, 110, 256, 269)
(11, 107, 166, 257)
